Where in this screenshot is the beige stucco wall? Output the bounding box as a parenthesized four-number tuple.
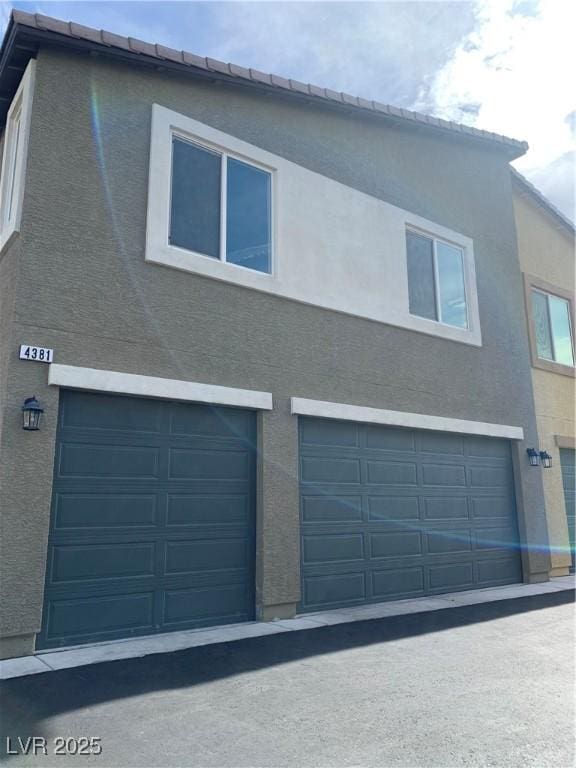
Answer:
(513, 189, 575, 575)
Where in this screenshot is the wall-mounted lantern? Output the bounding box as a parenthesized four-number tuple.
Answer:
(526, 447, 540, 466)
(539, 450, 553, 469)
(22, 396, 44, 431)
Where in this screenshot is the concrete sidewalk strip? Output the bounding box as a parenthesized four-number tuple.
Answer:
(440, 582, 565, 605)
(0, 655, 51, 678)
(1, 579, 573, 680)
(545, 575, 575, 589)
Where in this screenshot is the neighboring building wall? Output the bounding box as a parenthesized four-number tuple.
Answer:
(513, 189, 575, 576)
(0, 46, 550, 657)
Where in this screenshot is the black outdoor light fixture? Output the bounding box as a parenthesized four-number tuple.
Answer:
(526, 447, 553, 468)
(21, 396, 44, 431)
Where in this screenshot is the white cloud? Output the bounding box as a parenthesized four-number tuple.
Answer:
(2, 0, 572, 218)
(415, 0, 575, 220)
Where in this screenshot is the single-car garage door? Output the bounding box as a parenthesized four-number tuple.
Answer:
(299, 417, 522, 612)
(39, 390, 256, 649)
(560, 448, 575, 572)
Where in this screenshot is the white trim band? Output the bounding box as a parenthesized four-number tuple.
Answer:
(291, 397, 524, 440)
(48, 364, 273, 410)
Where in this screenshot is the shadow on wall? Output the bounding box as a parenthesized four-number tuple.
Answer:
(0, 589, 574, 761)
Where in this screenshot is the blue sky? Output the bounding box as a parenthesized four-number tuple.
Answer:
(1, 0, 574, 220)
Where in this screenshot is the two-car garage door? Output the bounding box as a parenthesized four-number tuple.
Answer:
(299, 417, 522, 612)
(39, 390, 256, 649)
(40, 391, 523, 647)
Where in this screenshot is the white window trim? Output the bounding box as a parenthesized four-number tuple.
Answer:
(48, 364, 273, 411)
(291, 397, 524, 440)
(146, 105, 481, 347)
(406, 223, 475, 334)
(147, 104, 278, 284)
(0, 59, 36, 256)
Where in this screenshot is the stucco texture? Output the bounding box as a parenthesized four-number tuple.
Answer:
(513, 190, 575, 575)
(0, 47, 549, 656)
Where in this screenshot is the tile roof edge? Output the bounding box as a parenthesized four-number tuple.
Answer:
(7, 10, 528, 155)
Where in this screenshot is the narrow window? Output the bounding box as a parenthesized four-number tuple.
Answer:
(0, 60, 35, 251)
(531, 289, 574, 366)
(406, 230, 468, 329)
(170, 138, 221, 258)
(169, 136, 272, 274)
(406, 231, 437, 321)
(226, 157, 271, 273)
(436, 241, 467, 329)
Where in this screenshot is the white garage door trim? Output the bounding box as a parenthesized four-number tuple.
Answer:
(291, 397, 524, 441)
(48, 364, 273, 410)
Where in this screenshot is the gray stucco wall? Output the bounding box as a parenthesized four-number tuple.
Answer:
(0, 47, 550, 656)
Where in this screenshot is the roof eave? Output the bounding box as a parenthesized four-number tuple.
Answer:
(512, 168, 575, 236)
(0, 13, 528, 160)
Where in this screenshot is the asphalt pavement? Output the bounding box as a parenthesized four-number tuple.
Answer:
(1, 589, 574, 768)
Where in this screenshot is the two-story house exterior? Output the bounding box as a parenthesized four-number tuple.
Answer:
(0, 12, 553, 660)
(512, 170, 575, 577)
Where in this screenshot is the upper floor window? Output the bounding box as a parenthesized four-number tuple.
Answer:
(170, 135, 272, 274)
(531, 288, 574, 367)
(406, 229, 468, 329)
(0, 59, 35, 254)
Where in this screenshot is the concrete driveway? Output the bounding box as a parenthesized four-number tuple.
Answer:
(1, 590, 574, 768)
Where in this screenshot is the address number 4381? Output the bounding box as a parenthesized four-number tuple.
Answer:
(19, 345, 54, 363)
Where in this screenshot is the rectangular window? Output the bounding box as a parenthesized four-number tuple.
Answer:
(406, 230, 468, 329)
(0, 60, 35, 253)
(531, 288, 574, 367)
(169, 136, 272, 274)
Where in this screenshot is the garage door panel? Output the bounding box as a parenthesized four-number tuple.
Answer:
(48, 542, 156, 583)
(366, 425, 416, 453)
(474, 526, 518, 551)
(53, 493, 159, 529)
(58, 443, 160, 479)
(426, 529, 472, 554)
(162, 583, 250, 626)
(469, 466, 509, 488)
(366, 461, 418, 485)
(166, 494, 249, 526)
(428, 562, 474, 590)
(466, 435, 511, 459)
(422, 463, 467, 487)
(370, 531, 422, 558)
(301, 457, 361, 484)
(368, 496, 420, 521)
(169, 402, 255, 440)
(45, 593, 155, 644)
(169, 448, 250, 480)
(165, 538, 249, 574)
(302, 495, 363, 523)
(423, 497, 468, 520)
(300, 418, 522, 611)
(40, 393, 256, 649)
(61, 391, 163, 434)
(471, 495, 516, 519)
(302, 533, 364, 564)
(301, 418, 360, 448)
(372, 567, 424, 599)
(304, 572, 366, 608)
(419, 432, 464, 456)
(477, 556, 522, 585)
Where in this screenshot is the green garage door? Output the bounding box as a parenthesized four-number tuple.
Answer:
(39, 390, 256, 649)
(560, 448, 575, 572)
(299, 418, 522, 612)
